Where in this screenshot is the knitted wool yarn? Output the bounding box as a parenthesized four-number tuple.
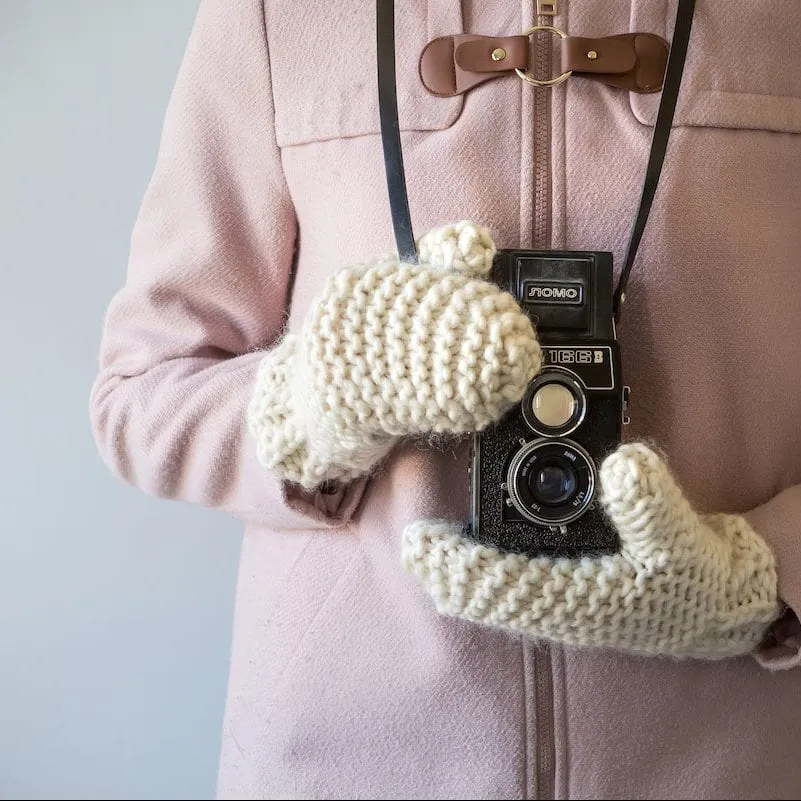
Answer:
(403, 443, 781, 660)
(247, 222, 542, 489)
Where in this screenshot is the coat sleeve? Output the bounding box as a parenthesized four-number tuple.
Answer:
(745, 489, 801, 669)
(89, 0, 366, 530)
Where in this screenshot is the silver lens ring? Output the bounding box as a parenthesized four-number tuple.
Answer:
(521, 369, 587, 438)
(507, 438, 597, 526)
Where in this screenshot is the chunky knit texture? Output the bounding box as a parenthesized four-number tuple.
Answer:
(403, 443, 782, 659)
(247, 222, 542, 488)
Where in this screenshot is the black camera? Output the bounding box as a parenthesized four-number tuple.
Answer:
(467, 250, 629, 557)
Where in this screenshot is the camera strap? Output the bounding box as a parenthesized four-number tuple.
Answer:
(376, 0, 696, 318)
(376, 0, 418, 264)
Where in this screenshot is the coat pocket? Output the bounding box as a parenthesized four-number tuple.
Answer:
(629, 0, 801, 133)
(265, 0, 464, 147)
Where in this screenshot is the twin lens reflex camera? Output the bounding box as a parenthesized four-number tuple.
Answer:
(467, 250, 630, 556)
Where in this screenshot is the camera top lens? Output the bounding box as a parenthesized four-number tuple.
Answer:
(532, 383, 576, 428)
(522, 371, 586, 437)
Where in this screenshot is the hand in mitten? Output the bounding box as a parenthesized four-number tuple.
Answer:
(247, 222, 542, 489)
(403, 443, 782, 660)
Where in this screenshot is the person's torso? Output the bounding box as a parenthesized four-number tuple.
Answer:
(219, 2, 801, 798)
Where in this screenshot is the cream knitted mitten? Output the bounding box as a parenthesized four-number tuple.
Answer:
(403, 443, 781, 660)
(247, 221, 542, 489)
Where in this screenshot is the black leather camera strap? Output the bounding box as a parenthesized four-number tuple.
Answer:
(377, 0, 417, 264)
(613, 0, 696, 319)
(376, 0, 696, 318)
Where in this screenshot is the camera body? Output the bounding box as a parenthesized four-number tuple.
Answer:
(467, 250, 628, 557)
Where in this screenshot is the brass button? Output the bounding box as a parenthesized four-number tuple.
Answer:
(491, 47, 507, 62)
(586, 50, 598, 60)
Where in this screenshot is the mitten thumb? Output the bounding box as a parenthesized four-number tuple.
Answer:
(600, 443, 700, 566)
(417, 220, 496, 278)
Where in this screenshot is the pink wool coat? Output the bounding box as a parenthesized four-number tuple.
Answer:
(90, 0, 801, 798)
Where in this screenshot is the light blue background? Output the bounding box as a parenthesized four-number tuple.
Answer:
(1, 2, 244, 798)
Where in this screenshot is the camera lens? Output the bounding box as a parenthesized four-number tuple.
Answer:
(532, 383, 577, 429)
(531, 459, 578, 506)
(522, 371, 586, 437)
(506, 439, 596, 526)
